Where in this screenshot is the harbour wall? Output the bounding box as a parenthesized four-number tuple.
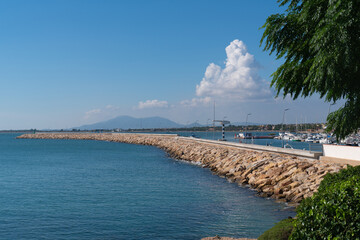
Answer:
(322, 144, 360, 162)
(17, 133, 345, 204)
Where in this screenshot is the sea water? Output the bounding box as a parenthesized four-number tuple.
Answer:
(0, 133, 295, 239)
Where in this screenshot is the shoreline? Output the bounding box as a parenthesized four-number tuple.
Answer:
(17, 132, 346, 204)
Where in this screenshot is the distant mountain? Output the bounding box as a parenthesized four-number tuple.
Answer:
(75, 116, 184, 130)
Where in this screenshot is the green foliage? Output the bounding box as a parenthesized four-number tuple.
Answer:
(258, 218, 294, 240)
(318, 165, 360, 192)
(290, 165, 360, 239)
(261, 0, 360, 140)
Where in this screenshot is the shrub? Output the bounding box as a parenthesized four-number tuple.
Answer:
(290, 165, 360, 239)
(318, 164, 360, 193)
(258, 218, 294, 240)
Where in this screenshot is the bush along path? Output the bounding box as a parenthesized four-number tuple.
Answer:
(289, 165, 360, 239)
(255, 165, 360, 239)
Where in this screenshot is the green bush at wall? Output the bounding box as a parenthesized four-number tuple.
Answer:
(258, 218, 294, 240)
(290, 165, 360, 239)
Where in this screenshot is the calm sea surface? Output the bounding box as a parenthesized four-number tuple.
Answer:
(0, 133, 295, 239)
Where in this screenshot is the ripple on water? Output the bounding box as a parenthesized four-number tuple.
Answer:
(0, 133, 295, 239)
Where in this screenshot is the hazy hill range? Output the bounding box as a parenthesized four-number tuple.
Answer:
(75, 116, 184, 130)
(74, 115, 263, 130)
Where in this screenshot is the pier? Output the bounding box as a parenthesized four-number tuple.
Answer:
(17, 132, 346, 204)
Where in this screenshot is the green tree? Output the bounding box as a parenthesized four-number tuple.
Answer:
(261, 0, 360, 139)
(290, 166, 360, 239)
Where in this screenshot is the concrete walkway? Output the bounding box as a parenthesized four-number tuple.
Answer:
(179, 137, 322, 159)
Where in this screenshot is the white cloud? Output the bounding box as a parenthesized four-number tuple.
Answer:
(138, 100, 169, 109)
(196, 39, 272, 101)
(83, 105, 121, 121)
(84, 109, 101, 119)
(105, 105, 119, 110)
(180, 97, 212, 107)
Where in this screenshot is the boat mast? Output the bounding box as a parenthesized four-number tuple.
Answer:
(213, 100, 215, 140)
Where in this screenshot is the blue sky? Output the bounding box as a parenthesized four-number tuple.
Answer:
(0, 0, 342, 129)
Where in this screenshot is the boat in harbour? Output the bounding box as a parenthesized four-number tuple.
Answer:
(234, 132, 275, 139)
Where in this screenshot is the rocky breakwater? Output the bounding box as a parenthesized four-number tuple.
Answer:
(17, 133, 345, 204)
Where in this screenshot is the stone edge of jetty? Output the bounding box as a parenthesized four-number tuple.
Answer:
(17, 133, 345, 204)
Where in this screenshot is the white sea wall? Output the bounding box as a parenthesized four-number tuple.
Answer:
(323, 144, 360, 161)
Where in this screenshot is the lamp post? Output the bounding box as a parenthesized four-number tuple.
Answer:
(327, 103, 335, 120)
(326, 103, 335, 141)
(281, 108, 290, 147)
(245, 113, 251, 143)
(281, 108, 290, 132)
(206, 119, 211, 138)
